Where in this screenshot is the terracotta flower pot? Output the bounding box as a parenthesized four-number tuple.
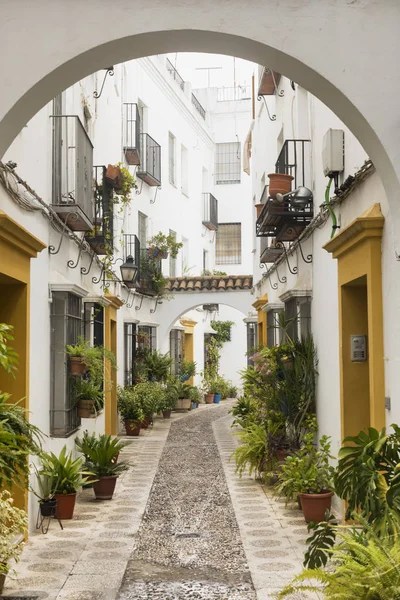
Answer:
(105, 164, 122, 190)
(163, 409, 171, 419)
(70, 356, 87, 376)
(55, 492, 76, 520)
(268, 173, 294, 198)
(299, 491, 333, 523)
(255, 203, 264, 218)
(276, 448, 289, 463)
(77, 399, 95, 418)
(93, 476, 118, 500)
(124, 419, 141, 436)
(205, 393, 214, 404)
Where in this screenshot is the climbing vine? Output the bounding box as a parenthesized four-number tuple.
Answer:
(211, 320, 234, 345)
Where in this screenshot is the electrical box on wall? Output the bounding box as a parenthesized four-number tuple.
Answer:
(322, 129, 344, 176)
(351, 335, 367, 362)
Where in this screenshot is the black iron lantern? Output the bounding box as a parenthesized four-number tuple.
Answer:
(120, 255, 138, 284)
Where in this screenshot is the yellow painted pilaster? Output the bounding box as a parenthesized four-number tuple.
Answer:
(252, 294, 268, 346)
(104, 295, 123, 435)
(324, 204, 385, 437)
(180, 318, 197, 386)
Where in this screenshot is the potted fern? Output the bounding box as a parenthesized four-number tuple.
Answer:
(65, 336, 91, 375)
(147, 232, 183, 259)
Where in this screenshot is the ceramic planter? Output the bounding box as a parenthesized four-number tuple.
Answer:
(205, 393, 214, 404)
(213, 394, 221, 404)
(299, 490, 333, 523)
(55, 492, 76, 520)
(176, 399, 191, 410)
(268, 173, 294, 198)
(70, 357, 87, 376)
(93, 476, 118, 500)
(124, 419, 141, 436)
(191, 402, 197, 409)
(77, 399, 96, 418)
(162, 409, 172, 419)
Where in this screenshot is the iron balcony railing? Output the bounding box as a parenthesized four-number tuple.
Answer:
(217, 85, 251, 102)
(202, 193, 218, 231)
(191, 93, 206, 120)
(137, 248, 162, 296)
(275, 139, 311, 190)
(123, 103, 141, 166)
(85, 166, 114, 255)
(51, 115, 94, 231)
(123, 234, 141, 288)
(136, 133, 161, 187)
(166, 58, 185, 91)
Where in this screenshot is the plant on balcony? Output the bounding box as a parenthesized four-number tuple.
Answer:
(151, 271, 169, 294)
(147, 232, 183, 259)
(0, 490, 28, 593)
(105, 163, 136, 209)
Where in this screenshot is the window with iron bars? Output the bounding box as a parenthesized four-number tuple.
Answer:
(284, 297, 311, 342)
(50, 292, 83, 437)
(124, 322, 137, 387)
(246, 322, 258, 366)
(137, 325, 157, 352)
(170, 329, 184, 375)
(215, 142, 241, 184)
(216, 223, 242, 264)
(266, 309, 283, 347)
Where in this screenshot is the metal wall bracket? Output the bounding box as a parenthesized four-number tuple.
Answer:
(271, 72, 285, 97)
(150, 186, 161, 204)
(48, 212, 78, 255)
(92, 262, 106, 285)
(150, 296, 159, 314)
(93, 67, 114, 99)
(81, 251, 96, 275)
(135, 179, 144, 196)
(258, 95, 276, 121)
(135, 295, 144, 311)
(282, 244, 298, 275)
(276, 265, 287, 283)
(209, 229, 216, 243)
(67, 236, 89, 269)
(201, 225, 207, 238)
(395, 250, 400, 261)
(123, 289, 135, 309)
(297, 239, 313, 264)
(267, 268, 278, 290)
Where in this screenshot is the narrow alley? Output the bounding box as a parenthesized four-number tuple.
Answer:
(3, 404, 308, 600)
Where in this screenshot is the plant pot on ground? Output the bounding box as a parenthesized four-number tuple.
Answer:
(83, 434, 130, 500)
(205, 393, 214, 404)
(117, 385, 145, 436)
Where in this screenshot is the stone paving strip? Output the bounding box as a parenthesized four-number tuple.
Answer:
(1, 411, 189, 600)
(213, 413, 312, 600)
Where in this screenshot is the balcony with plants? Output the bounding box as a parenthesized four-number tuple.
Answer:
(256, 139, 313, 243)
(136, 133, 161, 187)
(122, 103, 141, 166)
(85, 166, 114, 255)
(137, 249, 167, 297)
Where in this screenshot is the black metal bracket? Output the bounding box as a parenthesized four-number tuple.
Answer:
(135, 295, 144, 312)
(81, 251, 96, 275)
(266, 268, 278, 290)
(395, 250, 400, 261)
(297, 239, 313, 264)
(48, 212, 78, 255)
(92, 262, 106, 285)
(282, 244, 298, 275)
(257, 95, 276, 121)
(135, 179, 144, 196)
(150, 296, 159, 314)
(122, 289, 135, 309)
(93, 67, 114, 99)
(67, 236, 89, 269)
(259, 262, 266, 269)
(276, 264, 287, 283)
(150, 186, 161, 205)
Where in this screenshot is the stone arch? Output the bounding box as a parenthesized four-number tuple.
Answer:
(1, 2, 400, 226)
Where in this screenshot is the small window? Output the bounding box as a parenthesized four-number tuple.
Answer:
(216, 223, 242, 264)
(84, 302, 104, 347)
(284, 297, 311, 342)
(266, 309, 283, 347)
(246, 322, 258, 366)
(181, 144, 189, 195)
(215, 142, 241, 184)
(138, 212, 148, 249)
(169, 132, 176, 185)
(137, 325, 157, 352)
(50, 292, 83, 437)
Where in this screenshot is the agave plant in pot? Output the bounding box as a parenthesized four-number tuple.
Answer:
(0, 490, 27, 594)
(117, 386, 145, 436)
(276, 434, 335, 522)
(30, 463, 59, 517)
(40, 446, 93, 520)
(75, 430, 101, 488)
(84, 434, 130, 500)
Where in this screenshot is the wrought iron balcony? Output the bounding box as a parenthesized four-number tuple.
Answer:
(122, 234, 141, 289)
(256, 184, 313, 242)
(257, 67, 281, 96)
(191, 93, 206, 120)
(136, 248, 162, 297)
(166, 58, 184, 91)
(123, 103, 141, 166)
(85, 166, 114, 255)
(260, 237, 284, 264)
(202, 193, 218, 231)
(136, 133, 161, 187)
(275, 139, 311, 189)
(51, 115, 94, 231)
(217, 85, 251, 102)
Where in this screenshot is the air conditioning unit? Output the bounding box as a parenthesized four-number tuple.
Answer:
(322, 129, 344, 177)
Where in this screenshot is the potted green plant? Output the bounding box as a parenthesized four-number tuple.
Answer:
(202, 376, 215, 404)
(73, 378, 104, 418)
(179, 359, 197, 382)
(0, 490, 27, 594)
(227, 384, 238, 399)
(136, 381, 165, 427)
(40, 446, 92, 520)
(65, 336, 91, 375)
(83, 434, 130, 500)
(147, 232, 183, 259)
(117, 386, 145, 436)
(30, 463, 59, 517)
(276, 434, 335, 522)
(162, 377, 179, 418)
(175, 379, 192, 410)
(75, 430, 101, 488)
(188, 386, 201, 409)
(142, 350, 173, 382)
(105, 163, 136, 206)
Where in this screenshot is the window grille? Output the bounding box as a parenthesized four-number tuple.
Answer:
(267, 309, 283, 347)
(216, 223, 242, 264)
(215, 142, 241, 184)
(138, 212, 148, 249)
(169, 132, 176, 185)
(169, 229, 177, 277)
(124, 322, 137, 387)
(50, 292, 83, 436)
(284, 297, 311, 341)
(246, 322, 258, 366)
(137, 325, 157, 352)
(84, 302, 104, 347)
(170, 329, 184, 375)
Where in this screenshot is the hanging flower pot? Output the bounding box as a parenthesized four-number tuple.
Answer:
(70, 357, 87, 376)
(105, 164, 122, 190)
(77, 399, 96, 418)
(148, 247, 168, 259)
(268, 173, 294, 198)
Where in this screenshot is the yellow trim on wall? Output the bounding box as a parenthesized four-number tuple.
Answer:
(180, 319, 197, 386)
(324, 203, 385, 436)
(104, 295, 123, 435)
(252, 294, 268, 345)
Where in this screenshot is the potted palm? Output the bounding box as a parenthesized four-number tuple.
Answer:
(40, 446, 93, 520)
(84, 435, 130, 500)
(276, 434, 335, 522)
(147, 232, 183, 259)
(117, 386, 145, 436)
(0, 490, 27, 594)
(75, 430, 100, 488)
(175, 379, 192, 410)
(30, 464, 59, 517)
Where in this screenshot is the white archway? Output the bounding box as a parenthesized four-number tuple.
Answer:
(1, 2, 400, 228)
